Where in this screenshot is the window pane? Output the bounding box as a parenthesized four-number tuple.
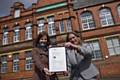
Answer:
(106, 39, 113, 48)
(92, 42, 99, 50)
(113, 38, 119, 47)
(94, 50, 102, 58)
(108, 48, 115, 55)
(59, 20, 65, 33)
(66, 19, 72, 32)
(115, 47, 120, 54)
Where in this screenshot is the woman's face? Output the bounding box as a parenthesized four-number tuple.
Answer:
(39, 35, 48, 44)
(68, 33, 79, 45)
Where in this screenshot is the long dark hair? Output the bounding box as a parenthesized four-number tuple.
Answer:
(33, 31, 50, 47)
(66, 32, 82, 45)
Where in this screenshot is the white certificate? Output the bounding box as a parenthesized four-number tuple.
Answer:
(49, 47, 67, 72)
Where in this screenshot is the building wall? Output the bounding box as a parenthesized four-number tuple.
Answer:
(0, 0, 120, 80)
(76, 1, 120, 78)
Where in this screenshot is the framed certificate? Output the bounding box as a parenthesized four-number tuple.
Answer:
(49, 47, 67, 72)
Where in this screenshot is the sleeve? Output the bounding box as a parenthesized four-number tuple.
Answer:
(78, 43, 92, 60)
(66, 49, 72, 76)
(32, 48, 44, 71)
(76, 43, 93, 72)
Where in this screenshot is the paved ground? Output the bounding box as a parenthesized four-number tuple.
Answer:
(58, 76, 120, 80)
(101, 78, 120, 80)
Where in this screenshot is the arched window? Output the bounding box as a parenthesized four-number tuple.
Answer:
(117, 5, 120, 16)
(80, 11, 95, 30)
(99, 8, 114, 27)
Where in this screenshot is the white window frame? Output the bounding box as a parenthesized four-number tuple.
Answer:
(14, 9, 20, 18)
(13, 54, 19, 72)
(48, 17, 56, 36)
(25, 23, 32, 40)
(59, 20, 65, 33)
(80, 12, 95, 30)
(13, 27, 19, 42)
(25, 51, 33, 70)
(99, 8, 114, 27)
(106, 37, 120, 56)
(2, 32, 8, 45)
(85, 40, 102, 60)
(66, 19, 72, 32)
(1, 56, 7, 73)
(37, 19, 45, 34)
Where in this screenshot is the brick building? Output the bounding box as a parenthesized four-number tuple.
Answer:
(0, 0, 120, 80)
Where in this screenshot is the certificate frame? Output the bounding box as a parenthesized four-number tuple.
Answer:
(49, 47, 67, 72)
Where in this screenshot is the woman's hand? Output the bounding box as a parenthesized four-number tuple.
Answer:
(65, 42, 80, 50)
(44, 68, 54, 76)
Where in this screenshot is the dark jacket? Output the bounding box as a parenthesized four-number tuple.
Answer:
(66, 44, 99, 80)
(32, 47, 58, 80)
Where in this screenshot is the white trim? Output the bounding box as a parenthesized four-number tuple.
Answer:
(0, 49, 32, 56)
(104, 34, 120, 38)
(84, 38, 99, 42)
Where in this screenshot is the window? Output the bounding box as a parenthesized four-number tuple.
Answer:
(37, 19, 45, 34)
(2, 27, 8, 45)
(86, 40, 102, 60)
(3, 32, 8, 45)
(80, 12, 95, 30)
(48, 16, 56, 36)
(14, 9, 20, 18)
(117, 5, 120, 16)
(99, 8, 114, 27)
(1, 55, 7, 73)
(13, 26, 19, 42)
(25, 23, 32, 40)
(106, 37, 120, 56)
(66, 18, 72, 32)
(25, 51, 33, 70)
(59, 20, 65, 33)
(13, 54, 19, 72)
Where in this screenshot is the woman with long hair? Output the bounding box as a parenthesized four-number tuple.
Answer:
(32, 31, 58, 80)
(65, 32, 99, 80)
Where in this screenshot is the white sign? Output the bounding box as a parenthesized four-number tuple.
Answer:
(49, 47, 67, 72)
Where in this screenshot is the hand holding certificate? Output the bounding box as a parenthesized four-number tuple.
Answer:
(49, 47, 67, 72)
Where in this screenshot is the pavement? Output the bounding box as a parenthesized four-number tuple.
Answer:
(58, 76, 120, 80)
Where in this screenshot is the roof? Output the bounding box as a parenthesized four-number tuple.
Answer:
(73, 0, 115, 9)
